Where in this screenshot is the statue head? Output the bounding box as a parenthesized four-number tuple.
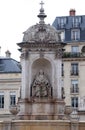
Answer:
(39, 69, 44, 75)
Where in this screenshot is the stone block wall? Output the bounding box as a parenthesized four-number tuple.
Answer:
(0, 120, 85, 130)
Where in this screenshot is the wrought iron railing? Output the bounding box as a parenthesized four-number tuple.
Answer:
(70, 87, 79, 94)
(70, 70, 79, 76)
(62, 52, 82, 58)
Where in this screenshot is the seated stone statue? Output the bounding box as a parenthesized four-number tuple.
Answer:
(32, 69, 51, 98)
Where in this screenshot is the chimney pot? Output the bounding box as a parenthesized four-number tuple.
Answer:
(69, 9, 76, 16)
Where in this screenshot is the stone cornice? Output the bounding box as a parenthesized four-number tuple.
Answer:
(17, 42, 65, 49)
(0, 78, 21, 83)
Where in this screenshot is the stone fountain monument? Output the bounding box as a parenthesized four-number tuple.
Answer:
(17, 1, 66, 120)
(2, 1, 81, 130)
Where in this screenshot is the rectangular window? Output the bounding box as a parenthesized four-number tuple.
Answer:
(71, 46, 79, 53)
(71, 46, 80, 57)
(60, 31, 65, 41)
(57, 18, 67, 28)
(10, 92, 16, 106)
(71, 30, 80, 40)
(71, 97, 78, 108)
(61, 18, 66, 25)
(0, 92, 4, 108)
(71, 80, 79, 93)
(62, 63, 64, 76)
(71, 63, 78, 76)
(72, 17, 81, 27)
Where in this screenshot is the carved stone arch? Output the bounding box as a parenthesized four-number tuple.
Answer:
(31, 58, 52, 81)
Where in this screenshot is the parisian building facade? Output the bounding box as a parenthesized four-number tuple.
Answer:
(53, 9, 85, 114)
(0, 51, 21, 119)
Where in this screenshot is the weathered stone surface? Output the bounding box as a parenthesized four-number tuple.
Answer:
(23, 24, 61, 44)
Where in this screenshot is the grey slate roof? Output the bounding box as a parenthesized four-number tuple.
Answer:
(0, 57, 21, 73)
(52, 15, 85, 42)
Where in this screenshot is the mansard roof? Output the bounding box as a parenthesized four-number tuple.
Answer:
(0, 57, 21, 73)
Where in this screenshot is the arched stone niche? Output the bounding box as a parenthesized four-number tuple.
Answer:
(31, 58, 52, 98)
(31, 58, 52, 82)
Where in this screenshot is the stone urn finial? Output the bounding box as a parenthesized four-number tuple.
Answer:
(64, 105, 73, 119)
(9, 105, 20, 115)
(65, 105, 73, 115)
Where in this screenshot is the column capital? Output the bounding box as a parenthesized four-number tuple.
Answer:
(21, 49, 29, 60)
(55, 48, 63, 59)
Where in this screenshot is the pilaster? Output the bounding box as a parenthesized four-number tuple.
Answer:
(20, 48, 30, 99)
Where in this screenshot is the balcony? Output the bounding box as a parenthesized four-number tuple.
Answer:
(70, 87, 79, 94)
(70, 70, 79, 76)
(62, 52, 82, 58)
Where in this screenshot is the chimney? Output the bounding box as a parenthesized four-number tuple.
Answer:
(5, 50, 11, 58)
(69, 9, 76, 16)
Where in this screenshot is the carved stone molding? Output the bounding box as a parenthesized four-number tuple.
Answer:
(21, 50, 29, 59)
(55, 48, 63, 59)
(39, 49, 44, 58)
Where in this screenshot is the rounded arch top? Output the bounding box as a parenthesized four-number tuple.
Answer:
(30, 55, 54, 68)
(31, 58, 52, 84)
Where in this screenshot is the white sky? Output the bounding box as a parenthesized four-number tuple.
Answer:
(0, 0, 85, 61)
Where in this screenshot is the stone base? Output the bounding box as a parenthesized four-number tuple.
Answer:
(17, 113, 30, 120)
(17, 98, 65, 120)
(1, 120, 82, 130)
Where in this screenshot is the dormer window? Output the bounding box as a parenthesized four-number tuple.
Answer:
(57, 18, 67, 28)
(71, 29, 80, 41)
(60, 30, 65, 41)
(72, 17, 81, 27)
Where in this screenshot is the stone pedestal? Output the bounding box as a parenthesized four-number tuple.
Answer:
(70, 109, 79, 130)
(17, 98, 31, 120)
(17, 98, 65, 120)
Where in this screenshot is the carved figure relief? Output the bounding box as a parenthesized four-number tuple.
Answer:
(31, 69, 52, 98)
(55, 48, 62, 59)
